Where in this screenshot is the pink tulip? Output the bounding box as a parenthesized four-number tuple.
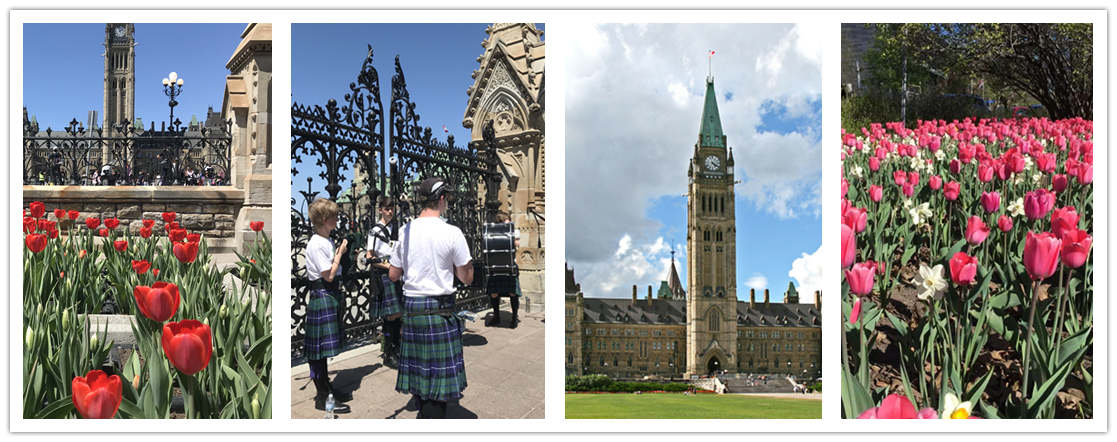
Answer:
(949, 159, 961, 175)
(1023, 231, 1062, 280)
(841, 224, 856, 269)
(980, 192, 1000, 213)
(901, 183, 914, 197)
(869, 185, 883, 202)
(998, 215, 1013, 232)
(1050, 206, 1079, 239)
(841, 178, 849, 198)
(943, 181, 960, 201)
(949, 252, 979, 286)
(1024, 189, 1055, 220)
(858, 394, 916, 419)
(1052, 174, 1068, 193)
(845, 262, 876, 296)
(843, 206, 867, 233)
(907, 171, 919, 187)
(868, 157, 880, 171)
(893, 170, 907, 187)
(965, 216, 990, 245)
(928, 175, 942, 190)
(849, 296, 861, 324)
(1076, 163, 1093, 184)
(977, 163, 994, 182)
(1060, 229, 1092, 268)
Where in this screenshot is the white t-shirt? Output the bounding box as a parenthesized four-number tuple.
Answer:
(389, 217, 472, 297)
(366, 223, 394, 259)
(306, 234, 340, 281)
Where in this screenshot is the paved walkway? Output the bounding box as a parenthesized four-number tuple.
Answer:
(728, 392, 823, 400)
(291, 309, 545, 419)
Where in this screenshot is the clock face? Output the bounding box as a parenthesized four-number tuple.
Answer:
(704, 155, 721, 172)
(114, 26, 126, 37)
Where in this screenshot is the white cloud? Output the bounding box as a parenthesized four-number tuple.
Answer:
(744, 274, 768, 291)
(788, 245, 824, 303)
(574, 235, 687, 299)
(566, 23, 822, 264)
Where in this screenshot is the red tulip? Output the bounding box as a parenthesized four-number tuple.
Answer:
(173, 241, 199, 263)
(162, 212, 177, 223)
(47, 228, 59, 239)
(1050, 206, 1079, 239)
(85, 217, 101, 229)
(113, 240, 128, 252)
(186, 233, 201, 244)
(1024, 231, 1062, 280)
(134, 282, 181, 322)
(71, 370, 122, 419)
(980, 191, 1000, 213)
(68, 210, 80, 220)
(841, 224, 856, 269)
(23, 217, 35, 233)
(1024, 189, 1055, 220)
(98, 228, 109, 238)
(943, 181, 960, 201)
(949, 252, 979, 286)
(965, 216, 990, 245)
(153, 268, 160, 277)
(868, 185, 882, 202)
(104, 218, 120, 230)
(168, 228, 187, 243)
(998, 215, 1013, 232)
(842, 206, 867, 233)
(162, 320, 213, 375)
(1052, 174, 1068, 193)
(53, 209, 66, 220)
(250, 221, 265, 232)
(845, 262, 876, 296)
(1060, 229, 1092, 268)
(25, 233, 48, 253)
(131, 259, 151, 275)
(142, 219, 155, 229)
(29, 201, 45, 218)
(928, 175, 942, 190)
(140, 227, 153, 238)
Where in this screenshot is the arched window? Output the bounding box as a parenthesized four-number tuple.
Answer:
(708, 308, 721, 332)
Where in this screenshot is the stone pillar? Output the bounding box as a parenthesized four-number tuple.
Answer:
(222, 24, 272, 253)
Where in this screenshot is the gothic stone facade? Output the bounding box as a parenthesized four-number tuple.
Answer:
(565, 266, 821, 379)
(463, 23, 545, 312)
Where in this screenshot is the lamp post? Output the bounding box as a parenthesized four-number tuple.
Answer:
(162, 72, 184, 127)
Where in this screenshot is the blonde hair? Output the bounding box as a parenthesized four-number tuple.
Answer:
(309, 198, 339, 229)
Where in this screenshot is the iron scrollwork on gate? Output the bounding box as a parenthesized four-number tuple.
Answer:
(23, 115, 232, 186)
(291, 45, 386, 361)
(389, 55, 503, 313)
(290, 46, 502, 361)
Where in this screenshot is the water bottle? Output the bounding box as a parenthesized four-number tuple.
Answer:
(324, 393, 335, 419)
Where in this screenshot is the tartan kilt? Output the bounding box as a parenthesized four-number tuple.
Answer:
(304, 288, 342, 360)
(372, 273, 403, 319)
(395, 295, 467, 401)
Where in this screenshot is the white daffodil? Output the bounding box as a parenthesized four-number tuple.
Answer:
(1023, 155, 1034, 171)
(851, 165, 864, 178)
(941, 392, 974, 419)
(934, 149, 946, 161)
(1007, 197, 1025, 217)
(1032, 172, 1043, 184)
(903, 198, 914, 210)
(909, 202, 932, 226)
(916, 263, 947, 301)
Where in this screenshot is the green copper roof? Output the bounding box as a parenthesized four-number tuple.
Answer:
(699, 77, 725, 148)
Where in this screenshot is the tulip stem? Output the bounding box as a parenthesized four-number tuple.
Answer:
(1022, 279, 1040, 401)
(1053, 266, 1067, 350)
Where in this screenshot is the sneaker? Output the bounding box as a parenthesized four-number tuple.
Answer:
(485, 314, 501, 327)
(510, 316, 519, 329)
(383, 352, 399, 369)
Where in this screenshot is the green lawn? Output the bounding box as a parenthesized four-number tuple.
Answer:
(565, 393, 821, 419)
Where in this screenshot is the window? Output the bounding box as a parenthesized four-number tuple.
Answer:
(611, 329, 619, 336)
(773, 331, 780, 339)
(567, 353, 573, 363)
(709, 308, 721, 332)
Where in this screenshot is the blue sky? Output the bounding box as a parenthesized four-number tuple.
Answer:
(565, 23, 823, 303)
(292, 23, 543, 210)
(23, 23, 244, 130)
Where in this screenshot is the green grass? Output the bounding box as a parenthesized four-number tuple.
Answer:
(565, 393, 821, 419)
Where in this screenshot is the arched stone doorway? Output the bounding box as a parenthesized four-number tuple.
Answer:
(707, 356, 721, 374)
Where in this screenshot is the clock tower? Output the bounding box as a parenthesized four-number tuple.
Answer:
(685, 75, 737, 375)
(103, 23, 135, 133)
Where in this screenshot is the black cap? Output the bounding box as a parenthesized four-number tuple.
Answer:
(417, 177, 450, 202)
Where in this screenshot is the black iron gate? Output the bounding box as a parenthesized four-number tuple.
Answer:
(291, 46, 501, 360)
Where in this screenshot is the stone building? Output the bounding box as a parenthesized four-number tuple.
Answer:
(564, 72, 819, 380)
(565, 265, 820, 379)
(222, 23, 273, 248)
(463, 23, 545, 311)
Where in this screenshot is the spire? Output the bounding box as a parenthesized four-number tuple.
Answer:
(699, 76, 725, 148)
(668, 249, 686, 300)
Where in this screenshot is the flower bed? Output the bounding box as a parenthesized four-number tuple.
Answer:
(841, 118, 1093, 419)
(22, 202, 272, 419)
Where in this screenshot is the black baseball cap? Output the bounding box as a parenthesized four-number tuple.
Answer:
(418, 177, 450, 202)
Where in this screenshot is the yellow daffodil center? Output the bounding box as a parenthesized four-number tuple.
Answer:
(950, 408, 970, 419)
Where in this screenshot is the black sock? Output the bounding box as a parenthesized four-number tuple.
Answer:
(490, 296, 500, 315)
(511, 296, 519, 317)
(308, 359, 329, 397)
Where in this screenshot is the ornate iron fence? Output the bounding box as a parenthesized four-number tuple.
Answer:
(23, 115, 232, 186)
(290, 46, 501, 361)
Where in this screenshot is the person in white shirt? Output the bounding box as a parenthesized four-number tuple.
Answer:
(388, 177, 473, 419)
(365, 196, 403, 368)
(303, 198, 351, 413)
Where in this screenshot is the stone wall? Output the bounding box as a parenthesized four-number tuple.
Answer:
(24, 185, 245, 251)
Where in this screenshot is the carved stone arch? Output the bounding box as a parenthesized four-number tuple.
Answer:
(478, 86, 529, 138)
(706, 305, 724, 332)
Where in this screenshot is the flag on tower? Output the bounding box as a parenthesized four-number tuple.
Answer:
(442, 125, 448, 133)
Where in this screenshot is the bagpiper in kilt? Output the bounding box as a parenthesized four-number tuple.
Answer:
(367, 196, 404, 368)
(303, 197, 352, 413)
(304, 284, 343, 361)
(388, 177, 474, 419)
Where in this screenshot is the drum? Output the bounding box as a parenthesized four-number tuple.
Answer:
(482, 222, 517, 277)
